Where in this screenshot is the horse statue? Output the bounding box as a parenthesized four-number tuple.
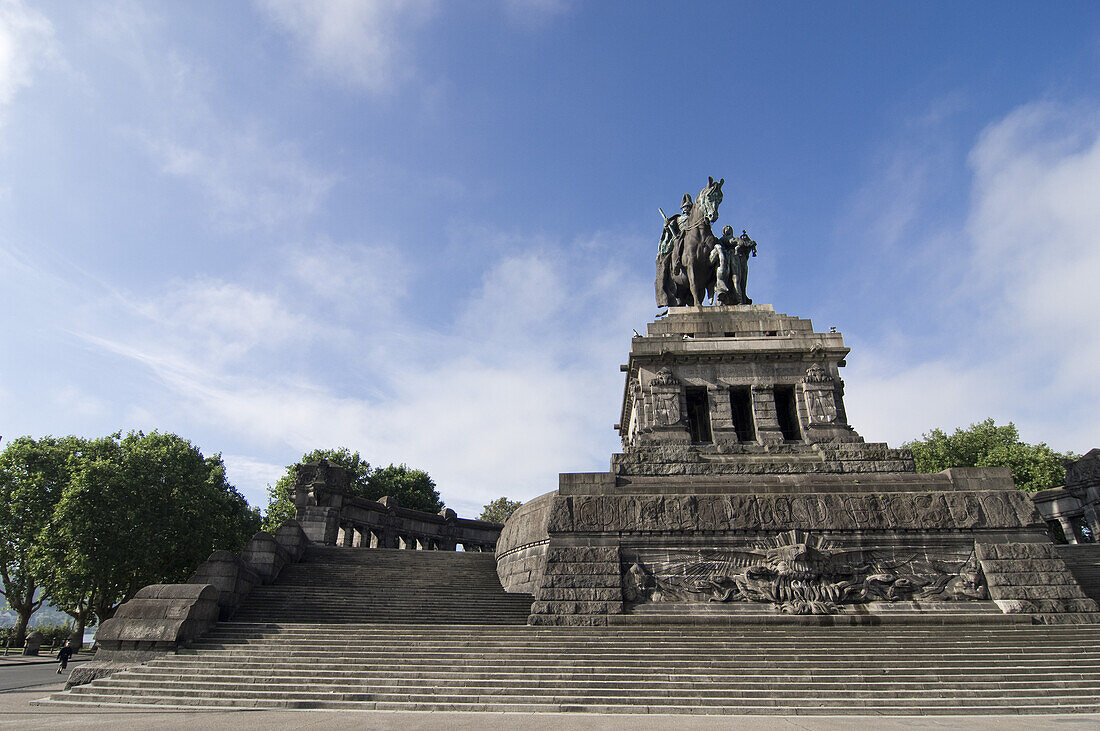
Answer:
(666, 177, 724, 307)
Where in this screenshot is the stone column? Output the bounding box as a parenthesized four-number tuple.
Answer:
(708, 387, 737, 445)
(1058, 516, 1079, 544)
(751, 384, 784, 445)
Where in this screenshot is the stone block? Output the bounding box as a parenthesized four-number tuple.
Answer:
(273, 520, 308, 562)
(22, 630, 42, 656)
(985, 571, 1077, 588)
(540, 573, 621, 589)
(537, 587, 623, 601)
(977, 542, 1057, 561)
(990, 585, 1088, 600)
(979, 558, 1068, 573)
(96, 583, 220, 652)
(188, 551, 261, 618)
(239, 531, 292, 583)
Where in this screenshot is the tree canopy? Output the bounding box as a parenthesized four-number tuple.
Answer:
(0, 435, 85, 645)
(902, 419, 1076, 493)
(1, 431, 259, 645)
(262, 448, 443, 531)
(478, 497, 523, 524)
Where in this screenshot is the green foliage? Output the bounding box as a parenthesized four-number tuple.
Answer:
(31, 621, 74, 648)
(28, 431, 260, 635)
(366, 464, 443, 513)
(902, 419, 1076, 493)
(0, 435, 86, 644)
(478, 497, 523, 524)
(262, 448, 443, 529)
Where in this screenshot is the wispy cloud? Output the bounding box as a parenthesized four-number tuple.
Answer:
(62, 232, 646, 516)
(254, 0, 438, 94)
(86, 2, 335, 231)
(844, 100, 1100, 453)
(0, 0, 57, 130)
(140, 130, 335, 231)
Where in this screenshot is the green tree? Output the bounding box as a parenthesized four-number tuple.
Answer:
(478, 497, 523, 524)
(366, 464, 443, 513)
(262, 448, 442, 530)
(902, 419, 1076, 493)
(0, 435, 84, 646)
(34, 431, 260, 645)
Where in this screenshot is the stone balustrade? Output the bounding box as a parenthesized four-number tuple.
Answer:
(292, 459, 503, 552)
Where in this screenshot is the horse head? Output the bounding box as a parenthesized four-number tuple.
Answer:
(694, 176, 724, 224)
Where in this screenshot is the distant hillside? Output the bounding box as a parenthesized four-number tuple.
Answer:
(0, 592, 93, 628)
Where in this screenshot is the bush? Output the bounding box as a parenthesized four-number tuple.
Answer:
(31, 621, 74, 648)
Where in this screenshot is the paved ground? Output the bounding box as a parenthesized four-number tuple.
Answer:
(2, 662, 1100, 730)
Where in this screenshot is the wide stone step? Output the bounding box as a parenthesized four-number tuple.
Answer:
(51, 686, 1100, 709)
(106, 673, 1100, 690)
(37, 696, 1100, 715)
(71, 681, 1100, 702)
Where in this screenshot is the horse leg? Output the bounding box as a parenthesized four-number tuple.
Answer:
(688, 265, 703, 307)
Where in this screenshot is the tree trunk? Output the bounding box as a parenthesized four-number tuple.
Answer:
(11, 611, 30, 649)
(69, 618, 85, 649)
(8, 584, 41, 647)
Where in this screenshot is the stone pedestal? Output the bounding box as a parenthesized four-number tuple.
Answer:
(499, 305, 1099, 625)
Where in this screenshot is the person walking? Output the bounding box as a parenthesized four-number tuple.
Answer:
(56, 640, 74, 674)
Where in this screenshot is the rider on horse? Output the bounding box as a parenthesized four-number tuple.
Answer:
(655, 194, 693, 307)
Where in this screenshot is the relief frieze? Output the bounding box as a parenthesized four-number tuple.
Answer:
(552, 490, 1040, 534)
(621, 531, 987, 615)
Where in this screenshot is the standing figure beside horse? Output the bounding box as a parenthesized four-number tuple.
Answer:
(654, 176, 757, 308)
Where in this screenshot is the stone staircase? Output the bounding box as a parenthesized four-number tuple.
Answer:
(39, 623, 1100, 714)
(229, 546, 533, 624)
(1058, 544, 1100, 603)
(35, 546, 1100, 715)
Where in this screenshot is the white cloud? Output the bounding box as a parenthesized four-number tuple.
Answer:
(255, 0, 437, 93)
(82, 2, 335, 231)
(65, 233, 647, 516)
(0, 0, 56, 129)
(142, 130, 335, 231)
(221, 454, 287, 507)
(844, 101, 1100, 454)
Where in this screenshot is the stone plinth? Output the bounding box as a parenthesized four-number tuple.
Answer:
(499, 305, 1098, 625)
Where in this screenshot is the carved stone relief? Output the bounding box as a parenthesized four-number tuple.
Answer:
(621, 531, 987, 615)
(549, 490, 1042, 535)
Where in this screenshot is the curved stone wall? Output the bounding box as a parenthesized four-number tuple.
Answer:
(496, 490, 556, 594)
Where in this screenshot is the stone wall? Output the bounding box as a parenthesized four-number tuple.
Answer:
(68, 520, 309, 688)
(495, 491, 555, 594)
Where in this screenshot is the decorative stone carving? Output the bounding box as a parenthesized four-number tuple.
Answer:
(650, 367, 678, 387)
(805, 390, 837, 424)
(803, 363, 833, 384)
(1066, 449, 1100, 487)
(652, 393, 680, 427)
(621, 531, 987, 615)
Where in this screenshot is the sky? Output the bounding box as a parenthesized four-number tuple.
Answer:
(3, 1, 1100, 518)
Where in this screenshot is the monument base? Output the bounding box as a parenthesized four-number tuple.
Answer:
(497, 467, 1100, 626)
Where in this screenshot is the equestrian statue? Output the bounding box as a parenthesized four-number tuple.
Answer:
(655, 177, 758, 308)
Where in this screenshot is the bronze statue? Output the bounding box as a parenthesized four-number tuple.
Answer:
(655, 194, 693, 307)
(655, 177, 724, 307)
(655, 178, 760, 308)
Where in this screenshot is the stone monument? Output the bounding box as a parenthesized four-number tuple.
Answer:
(497, 178, 1099, 626)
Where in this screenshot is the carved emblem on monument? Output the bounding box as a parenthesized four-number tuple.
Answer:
(653, 393, 680, 426)
(803, 363, 833, 383)
(806, 391, 837, 424)
(650, 367, 678, 387)
(648, 367, 681, 426)
(622, 531, 987, 615)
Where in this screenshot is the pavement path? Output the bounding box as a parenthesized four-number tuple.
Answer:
(2, 661, 1100, 730)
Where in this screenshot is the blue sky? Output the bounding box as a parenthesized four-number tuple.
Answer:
(3, 1, 1100, 517)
